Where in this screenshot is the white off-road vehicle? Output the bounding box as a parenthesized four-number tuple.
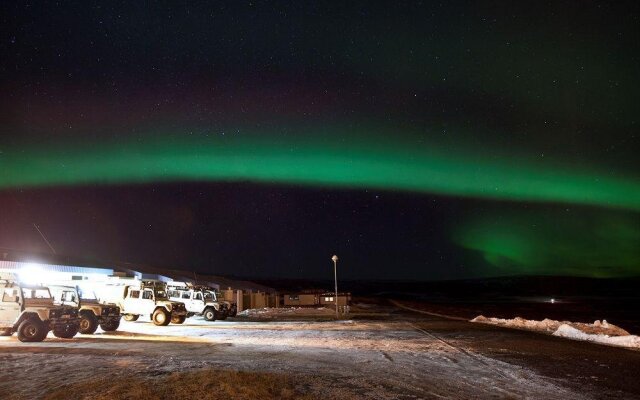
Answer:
(209, 289, 237, 318)
(167, 283, 224, 321)
(49, 285, 121, 334)
(0, 276, 80, 342)
(101, 280, 187, 326)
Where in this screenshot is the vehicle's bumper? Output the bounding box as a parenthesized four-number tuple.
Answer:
(97, 315, 121, 324)
(48, 317, 80, 331)
(171, 308, 188, 317)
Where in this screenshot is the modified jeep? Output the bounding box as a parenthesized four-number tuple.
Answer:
(103, 280, 187, 326)
(210, 289, 237, 318)
(49, 285, 121, 334)
(0, 276, 80, 342)
(167, 283, 224, 321)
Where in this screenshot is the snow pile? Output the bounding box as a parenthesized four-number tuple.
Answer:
(237, 307, 334, 318)
(553, 324, 640, 349)
(471, 316, 562, 333)
(472, 315, 640, 349)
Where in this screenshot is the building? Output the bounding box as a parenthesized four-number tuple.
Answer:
(283, 291, 351, 308)
(0, 248, 275, 311)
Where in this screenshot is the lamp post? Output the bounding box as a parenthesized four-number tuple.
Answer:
(331, 255, 339, 319)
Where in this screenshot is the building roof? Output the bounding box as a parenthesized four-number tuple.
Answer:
(0, 248, 275, 293)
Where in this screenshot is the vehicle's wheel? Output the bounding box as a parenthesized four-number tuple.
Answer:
(99, 318, 121, 332)
(17, 318, 47, 342)
(152, 309, 170, 326)
(79, 311, 99, 334)
(53, 323, 79, 339)
(123, 314, 139, 322)
(171, 314, 186, 324)
(203, 308, 216, 321)
(0, 328, 12, 336)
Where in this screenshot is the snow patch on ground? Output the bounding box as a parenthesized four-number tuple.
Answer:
(237, 307, 335, 318)
(471, 315, 640, 349)
(553, 324, 640, 349)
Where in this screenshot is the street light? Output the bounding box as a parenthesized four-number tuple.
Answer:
(331, 255, 339, 319)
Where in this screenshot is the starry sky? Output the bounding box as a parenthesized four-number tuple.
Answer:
(1, 2, 639, 280)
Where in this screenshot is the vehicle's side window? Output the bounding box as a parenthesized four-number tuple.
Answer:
(62, 291, 76, 302)
(194, 292, 202, 301)
(2, 288, 18, 302)
(181, 292, 190, 299)
(129, 290, 140, 299)
(142, 290, 153, 300)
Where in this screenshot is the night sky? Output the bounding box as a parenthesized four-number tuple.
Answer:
(1, 2, 639, 280)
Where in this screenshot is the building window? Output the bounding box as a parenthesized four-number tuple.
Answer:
(288, 295, 299, 301)
(324, 297, 334, 302)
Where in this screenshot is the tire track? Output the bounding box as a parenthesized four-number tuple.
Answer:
(407, 322, 515, 381)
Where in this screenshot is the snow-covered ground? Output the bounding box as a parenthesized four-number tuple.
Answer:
(471, 315, 640, 349)
(0, 315, 592, 399)
(237, 306, 335, 318)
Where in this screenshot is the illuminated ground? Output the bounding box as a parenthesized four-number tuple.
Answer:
(1, 304, 639, 399)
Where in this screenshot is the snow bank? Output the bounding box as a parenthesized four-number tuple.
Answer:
(471, 315, 639, 350)
(471, 316, 562, 333)
(237, 307, 334, 318)
(553, 324, 640, 349)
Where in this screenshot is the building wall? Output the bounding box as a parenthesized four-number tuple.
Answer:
(319, 294, 350, 306)
(283, 293, 319, 307)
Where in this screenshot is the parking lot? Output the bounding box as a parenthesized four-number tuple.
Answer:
(4, 304, 639, 399)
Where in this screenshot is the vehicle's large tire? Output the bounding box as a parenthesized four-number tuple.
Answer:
(203, 308, 216, 321)
(152, 308, 170, 326)
(171, 314, 186, 324)
(79, 311, 99, 334)
(0, 328, 12, 336)
(17, 318, 47, 342)
(53, 323, 79, 339)
(99, 318, 120, 332)
(123, 314, 139, 322)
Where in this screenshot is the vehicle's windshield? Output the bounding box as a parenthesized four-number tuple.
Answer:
(22, 287, 52, 299)
(154, 290, 167, 300)
(60, 290, 78, 303)
(79, 289, 98, 300)
(206, 291, 217, 301)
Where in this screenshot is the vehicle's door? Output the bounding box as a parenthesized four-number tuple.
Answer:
(192, 291, 205, 313)
(123, 288, 141, 314)
(180, 291, 193, 312)
(0, 286, 21, 327)
(141, 289, 155, 314)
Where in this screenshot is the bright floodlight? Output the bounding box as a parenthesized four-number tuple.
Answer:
(19, 263, 47, 285)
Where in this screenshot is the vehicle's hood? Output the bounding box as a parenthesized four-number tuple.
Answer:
(24, 298, 55, 308)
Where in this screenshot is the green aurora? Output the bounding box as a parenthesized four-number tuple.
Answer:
(454, 209, 640, 278)
(2, 128, 640, 212)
